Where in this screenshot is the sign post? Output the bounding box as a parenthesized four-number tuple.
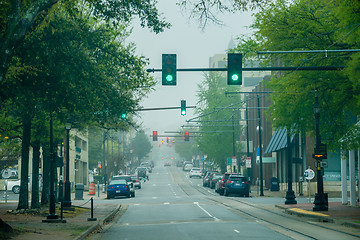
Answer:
(304, 168, 315, 203)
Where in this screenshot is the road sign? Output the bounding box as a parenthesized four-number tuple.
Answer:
(245, 157, 251, 168)
(304, 168, 315, 180)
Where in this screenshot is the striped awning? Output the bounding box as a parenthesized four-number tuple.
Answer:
(265, 128, 293, 153)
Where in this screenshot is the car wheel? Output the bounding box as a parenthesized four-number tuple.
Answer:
(12, 186, 20, 194)
(219, 189, 224, 196)
(127, 194, 131, 198)
(107, 194, 111, 199)
(244, 192, 249, 197)
(224, 189, 229, 196)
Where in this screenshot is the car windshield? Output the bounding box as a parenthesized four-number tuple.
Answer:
(229, 176, 246, 182)
(112, 176, 131, 181)
(109, 180, 127, 185)
(213, 175, 222, 179)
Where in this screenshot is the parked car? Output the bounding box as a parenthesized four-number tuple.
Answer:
(112, 175, 135, 197)
(4, 175, 43, 194)
(215, 172, 231, 195)
(164, 162, 171, 167)
(209, 173, 223, 189)
(189, 168, 202, 178)
(136, 167, 149, 180)
(107, 180, 132, 199)
(130, 175, 142, 189)
(183, 163, 193, 171)
(202, 171, 218, 187)
(140, 161, 152, 173)
(224, 174, 250, 197)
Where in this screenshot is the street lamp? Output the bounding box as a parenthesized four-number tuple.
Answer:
(257, 96, 264, 196)
(313, 93, 328, 211)
(46, 112, 59, 219)
(63, 122, 72, 208)
(285, 133, 297, 204)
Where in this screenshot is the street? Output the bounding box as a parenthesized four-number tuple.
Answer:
(90, 164, 360, 240)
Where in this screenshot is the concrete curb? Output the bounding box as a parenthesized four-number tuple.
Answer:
(275, 204, 360, 229)
(74, 204, 122, 240)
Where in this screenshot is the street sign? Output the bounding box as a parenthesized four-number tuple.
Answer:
(245, 157, 252, 168)
(304, 168, 315, 180)
(232, 156, 237, 165)
(227, 158, 232, 166)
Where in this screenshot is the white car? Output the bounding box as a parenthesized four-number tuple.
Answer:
(189, 168, 202, 178)
(183, 163, 193, 171)
(4, 179, 21, 194)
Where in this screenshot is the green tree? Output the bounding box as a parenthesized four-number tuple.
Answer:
(130, 130, 152, 163)
(195, 72, 242, 172)
(0, 0, 170, 83)
(246, 0, 360, 150)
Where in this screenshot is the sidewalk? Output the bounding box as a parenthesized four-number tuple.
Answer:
(0, 190, 121, 240)
(251, 187, 360, 229)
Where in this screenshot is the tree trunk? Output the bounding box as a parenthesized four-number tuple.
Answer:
(31, 141, 40, 209)
(17, 117, 31, 210)
(41, 143, 50, 206)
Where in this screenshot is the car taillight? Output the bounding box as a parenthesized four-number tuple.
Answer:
(125, 185, 128, 188)
(227, 180, 232, 184)
(108, 186, 111, 189)
(136, 180, 139, 182)
(242, 181, 248, 184)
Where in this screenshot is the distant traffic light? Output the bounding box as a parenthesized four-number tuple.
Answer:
(166, 137, 169, 143)
(184, 131, 189, 141)
(227, 53, 242, 85)
(153, 131, 158, 141)
(121, 113, 127, 119)
(162, 54, 177, 85)
(181, 100, 186, 116)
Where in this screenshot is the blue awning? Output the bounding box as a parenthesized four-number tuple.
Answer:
(265, 128, 293, 153)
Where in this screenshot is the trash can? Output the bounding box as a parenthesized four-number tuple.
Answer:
(75, 183, 84, 200)
(270, 177, 279, 191)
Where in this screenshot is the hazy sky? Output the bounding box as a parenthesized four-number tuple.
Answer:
(128, 1, 255, 136)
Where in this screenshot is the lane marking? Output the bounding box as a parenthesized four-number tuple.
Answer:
(164, 202, 170, 205)
(234, 229, 240, 233)
(194, 202, 219, 221)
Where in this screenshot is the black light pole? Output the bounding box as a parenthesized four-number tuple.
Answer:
(257, 96, 264, 196)
(285, 133, 297, 204)
(313, 93, 328, 211)
(63, 123, 72, 208)
(58, 142, 64, 203)
(46, 112, 59, 219)
(232, 114, 236, 172)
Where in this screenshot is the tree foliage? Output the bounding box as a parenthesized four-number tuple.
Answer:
(241, 0, 360, 150)
(195, 72, 242, 172)
(130, 130, 152, 162)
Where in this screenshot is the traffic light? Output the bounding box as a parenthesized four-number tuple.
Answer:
(153, 131, 158, 141)
(227, 53, 242, 85)
(121, 113, 127, 119)
(166, 137, 169, 143)
(181, 100, 186, 116)
(184, 131, 189, 141)
(162, 54, 177, 85)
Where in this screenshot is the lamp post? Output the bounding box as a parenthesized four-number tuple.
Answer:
(257, 96, 264, 196)
(285, 133, 297, 204)
(63, 123, 72, 208)
(313, 93, 328, 211)
(46, 112, 59, 219)
(58, 142, 64, 203)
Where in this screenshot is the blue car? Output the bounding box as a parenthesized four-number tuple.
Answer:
(107, 180, 131, 199)
(224, 174, 250, 197)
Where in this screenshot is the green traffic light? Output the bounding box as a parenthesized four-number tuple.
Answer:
(166, 74, 173, 82)
(121, 113, 127, 119)
(231, 74, 239, 81)
(181, 110, 186, 116)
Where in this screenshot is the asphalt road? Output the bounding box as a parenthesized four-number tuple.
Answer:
(90, 165, 360, 240)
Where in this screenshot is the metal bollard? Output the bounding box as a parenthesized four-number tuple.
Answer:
(87, 197, 97, 221)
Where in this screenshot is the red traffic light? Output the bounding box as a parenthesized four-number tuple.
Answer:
(184, 131, 189, 141)
(153, 131, 158, 141)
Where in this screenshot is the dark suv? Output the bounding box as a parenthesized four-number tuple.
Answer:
(224, 174, 249, 197)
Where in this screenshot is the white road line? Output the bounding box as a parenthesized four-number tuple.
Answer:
(164, 202, 170, 205)
(194, 202, 219, 221)
(234, 229, 240, 233)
